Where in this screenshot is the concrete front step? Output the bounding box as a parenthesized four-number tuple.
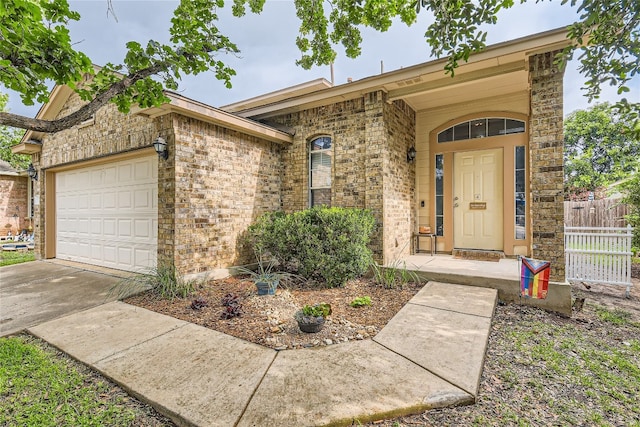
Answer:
(452, 248, 505, 262)
(402, 255, 573, 316)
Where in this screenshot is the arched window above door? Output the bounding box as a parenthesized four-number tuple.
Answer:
(437, 118, 525, 143)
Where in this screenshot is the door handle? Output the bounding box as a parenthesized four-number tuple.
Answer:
(454, 203, 459, 207)
(454, 196, 459, 201)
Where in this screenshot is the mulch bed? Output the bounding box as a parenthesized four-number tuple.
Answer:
(125, 277, 422, 350)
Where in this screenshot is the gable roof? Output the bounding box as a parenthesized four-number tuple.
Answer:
(18, 74, 293, 149)
(223, 27, 571, 120)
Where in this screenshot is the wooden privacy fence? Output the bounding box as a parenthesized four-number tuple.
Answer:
(565, 226, 633, 297)
(564, 198, 628, 227)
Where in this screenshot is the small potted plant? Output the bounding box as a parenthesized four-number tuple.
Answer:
(234, 252, 301, 295)
(295, 303, 332, 333)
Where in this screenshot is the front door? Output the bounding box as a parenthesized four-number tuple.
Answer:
(453, 148, 503, 250)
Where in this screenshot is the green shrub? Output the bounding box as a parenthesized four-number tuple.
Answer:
(248, 207, 376, 287)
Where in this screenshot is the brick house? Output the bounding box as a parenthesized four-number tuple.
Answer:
(14, 28, 568, 282)
(0, 160, 30, 238)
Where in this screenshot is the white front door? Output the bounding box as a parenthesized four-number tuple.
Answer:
(453, 148, 503, 250)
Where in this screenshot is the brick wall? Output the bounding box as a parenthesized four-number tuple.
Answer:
(169, 114, 283, 276)
(269, 91, 416, 263)
(382, 98, 416, 261)
(40, 95, 156, 169)
(529, 51, 566, 281)
(0, 174, 29, 235)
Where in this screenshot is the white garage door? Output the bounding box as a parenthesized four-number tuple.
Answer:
(56, 156, 158, 272)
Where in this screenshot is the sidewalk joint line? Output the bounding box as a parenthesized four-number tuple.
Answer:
(93, 321, 189, 364)
(234, 350, 279, 427)
(406, 301, 494, 318)
(371, 338, 476, 398)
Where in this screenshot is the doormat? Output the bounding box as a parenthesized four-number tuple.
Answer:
(453, 249, 505, 262)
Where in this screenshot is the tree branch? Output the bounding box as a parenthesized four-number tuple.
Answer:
(0, 62, 167, 133)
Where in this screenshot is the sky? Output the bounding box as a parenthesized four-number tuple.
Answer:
(4, 0, 640, 119)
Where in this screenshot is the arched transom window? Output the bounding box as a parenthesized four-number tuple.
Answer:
(437, 118, 525, 143)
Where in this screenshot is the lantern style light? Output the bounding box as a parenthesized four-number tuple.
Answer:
(153, 136, 168, 160)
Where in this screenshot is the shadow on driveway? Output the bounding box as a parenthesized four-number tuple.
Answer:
(0, 260, 131, 337)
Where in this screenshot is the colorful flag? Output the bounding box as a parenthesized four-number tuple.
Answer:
(520, 257, 550, 299)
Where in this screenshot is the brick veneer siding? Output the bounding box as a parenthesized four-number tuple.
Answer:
(529, 51, 566, 282)
(0, 174, 29, 235)
(168, 114, 283, 276)
(268, 91, 416, 262)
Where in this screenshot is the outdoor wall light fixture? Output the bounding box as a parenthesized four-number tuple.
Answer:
(27, 163, 38, 181)
(407, 146, 417, 163)
(153, 136, 168, 160)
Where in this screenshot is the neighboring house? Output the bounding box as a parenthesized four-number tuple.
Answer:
(0, 159, 30, 238)
(13, 28, 568, 282)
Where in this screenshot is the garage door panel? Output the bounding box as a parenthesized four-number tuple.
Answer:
(118, 219, 132, 238)
(118, 164, 133, 183)
(76, 219, 90, 235)
(134, 219, 152, 238)
(118, 190, 132, 209)
(90, 219, 102, 234)
(118, 247, 132, 265)
(56, 155, 157, 272)
(103, 245, 117, 263)
(134, 189, 153, 208)
(135, 248, 155, 269)
(103, 219, 117, 237)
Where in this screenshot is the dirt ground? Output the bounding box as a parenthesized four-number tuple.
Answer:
(571, 271, 640, 323)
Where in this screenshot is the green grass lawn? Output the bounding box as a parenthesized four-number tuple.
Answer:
(0, 250, 35, 267)
(0, 335, 172, 427)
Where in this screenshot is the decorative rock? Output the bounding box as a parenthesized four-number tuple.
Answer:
(324, 339, 333, 346)
(355, 334, 364, 340)
(270, 326, 281, 333)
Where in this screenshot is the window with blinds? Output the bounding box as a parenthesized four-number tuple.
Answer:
(309, 136, 332, 207)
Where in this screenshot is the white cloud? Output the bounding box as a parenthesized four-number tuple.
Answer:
(3, 0, 638, 119)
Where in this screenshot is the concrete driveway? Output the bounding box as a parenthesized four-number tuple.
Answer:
(0, 260, 131, 337)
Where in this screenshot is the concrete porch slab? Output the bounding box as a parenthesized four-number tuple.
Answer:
(400, 255, 572, 316)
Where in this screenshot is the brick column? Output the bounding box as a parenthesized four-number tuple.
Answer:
(156, 116, 176, 267)
(364, 91, 386, 262)
(529, 51, 566, 282)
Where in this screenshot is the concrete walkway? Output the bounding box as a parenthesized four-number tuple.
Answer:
(28, 281, 497, 427)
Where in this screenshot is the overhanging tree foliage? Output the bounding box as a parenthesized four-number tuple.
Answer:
(0, 0, 638, 136)
(564, 103, 640, 199)
(0, 93, 29, 169)
(0, 0, 238, 132)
